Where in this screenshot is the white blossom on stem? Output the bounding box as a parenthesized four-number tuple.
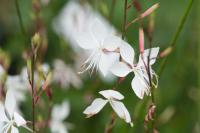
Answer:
(53, 1, 116, 53)
(0, 90, 32, 133)
(83, 90, 133, 126)
(76, 19, 121, 76)
(111, 41, 159, 99)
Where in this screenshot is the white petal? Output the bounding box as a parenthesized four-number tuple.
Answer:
(0, 102, 9, 122)
(99, 52, 119, 76)
(5, 90, 16, 118)
(76, 32, 99, 49)
(83, 98, 108, 117)
(138, 47, 159, 66)
(50, 121, 68, 133)
(99, 90, 124, 100)
(110, 62, 131, 77)
(52, 101, 70, 121)
(90, 19, 108, 43)
(109, 100, 132, 124)
(103, 35, 121, 51)
(131, 73, 149, 99)
(13, 112, 26, 127)
(120, 41, 135, 65)
(11, 126, 19, 133)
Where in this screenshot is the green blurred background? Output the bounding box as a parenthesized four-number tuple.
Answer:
(0, 0, 199, 133)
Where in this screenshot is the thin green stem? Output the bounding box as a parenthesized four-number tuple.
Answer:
(104, 1, 128, 132)
(122, 0, 128, 40)
(15, 0, 26, 35)
(158, 0, 193, 76)
(197, 0, 200, 128)
(31, 54, 35, 132)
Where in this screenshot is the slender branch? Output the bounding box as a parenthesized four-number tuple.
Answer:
(122, 0, 128, 39)
(15, 0, 26, 35)
(158, 0, 193, 76)
(104, 113, 116, 133)
(31, 53, 35, 132)
(105, 1, 128, 132)
(197, 0, 200, 128)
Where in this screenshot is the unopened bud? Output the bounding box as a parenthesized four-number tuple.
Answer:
(141, 3, 159, 18)
(42, 72, 52, 91)
(160, 47, 173, 58)
(31, 33, 41, 52)
(139, 27, 144, 54)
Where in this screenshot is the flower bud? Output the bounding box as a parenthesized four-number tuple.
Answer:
(31, 33, 41, 52)
(139, 27, 144, 54)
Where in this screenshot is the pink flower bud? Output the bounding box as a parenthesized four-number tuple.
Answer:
(141, 3, 159, 18)
(160, 47, 173, 58)
(139, 27, 144, 54)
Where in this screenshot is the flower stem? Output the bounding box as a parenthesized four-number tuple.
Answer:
(197, 0, 200, 128)
(104, 0, 128, 132)
(104, 113, 116, 133)
(158, 0, 193, 76)
(31, 54, 35, 132)
(15, 0, 26, 35)
(122, 0, 128, 40)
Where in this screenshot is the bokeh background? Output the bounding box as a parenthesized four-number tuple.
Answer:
(0, 0, 199, 133)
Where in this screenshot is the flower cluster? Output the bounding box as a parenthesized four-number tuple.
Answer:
(76, 17, 159, 124)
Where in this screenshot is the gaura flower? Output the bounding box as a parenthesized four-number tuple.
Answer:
(0, 90, 32, 133)
(53, 1, 116, 53)
(50, 101, 72, 133)
(76, 19, 121, 76)
(111, 41, 159, 99)
(83, 90, 133, 126)
(53, 1, 93, 53)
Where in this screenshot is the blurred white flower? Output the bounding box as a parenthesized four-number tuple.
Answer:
(83, 90, 133, 126)
(53, 1, 92, 52)
(111, 42, 159, 99)
(50, 101, 72, 133)
(41, 0, 50, 6)
(0, 90, 32, 133)
(40, 63, 50, 77)
(53, 1, 116, 53)
(5, 75, 28, 104)
(53, 1, 119, 81)
(76, 19, 121, 76)
(53, 59, 82, 89)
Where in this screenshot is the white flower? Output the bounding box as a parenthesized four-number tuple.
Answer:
(53, 59, 82, 89)
(111, 42, 159, 99)
(53, 1, 116, 53)
(5, 75, 28, 104)
(83, 90, 133, 126)
(53, 1, 93, 52)
(76, 19, 121, 76)
(50, 101, 72, 133)
(0, 90, 32, 133)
